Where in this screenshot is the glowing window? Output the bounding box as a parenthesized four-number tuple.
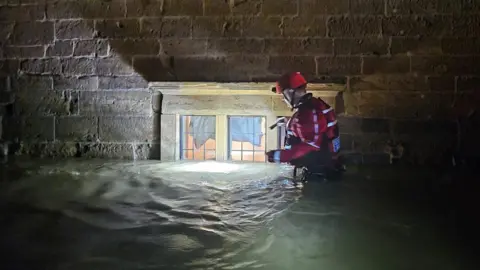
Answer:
(179, 115, 216, 160)
(228, 116, 266, 162)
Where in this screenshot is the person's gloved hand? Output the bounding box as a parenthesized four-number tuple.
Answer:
(265, 150, 277, 163)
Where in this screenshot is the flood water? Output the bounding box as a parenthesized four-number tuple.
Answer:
(0, 159, 478, 270)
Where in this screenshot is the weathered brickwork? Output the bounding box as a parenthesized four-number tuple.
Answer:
(0, 0, 479, 164)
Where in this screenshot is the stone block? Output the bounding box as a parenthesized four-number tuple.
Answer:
(173, 55, 268, 81)
(299, 0, 349, 15)
(441, 38, 480, 55)
(162, 0, 203, 16)
(0, 60, 18, 77)
(342, 153, 363, 165)
(95, 58, 134, 76)
(15, 90, 78, 116)
(79, 143, 139, 159)
(126, 0, 202, 17)
(361, 118, 390, 133)
(243, 16, 282, 37)
(99, 116, 154, 142)
(161, 95, 272, 114)
(46, 41, 73, 57)
(457, 76, 480, 92)
(382, 15, 452, 37)
(327, 16, 381, 37)
(3, 116, 54, 141)
(193, 17, 241, 38)
(55, 116, 98, 141)
(411, 56, 479, 75)
(362, 56, 411, 74)
(12, 21, 54, 45)
(13, 142, 79, 158)
(0, 76, 8, 92)
(232, 0, 262, 15)
(79, 90, 152, 116)
(383, 92, 434, 119)
(0, 22, 14, 43)
(339, 133, 354, 151)
(283, 16, 326, 37)
(317, 56, 361, 75)
(451, 15, 480, 37)
(11, 75, 53, 91)
(46, 0, 125, 19)
(208, 38, 263, 54)
(3, 46, 45, 59)
(162, 39, 207, 56)
(352, 133, 391, 153)
(268, 56, 316, 77)
(337, 116, 362, 134)
(74, 40, 109, 57)
(110, 39, 160, 56)
(142, 17, 192, 38)
(20, 59, 61, 75)
(386, 0, 461, 15)
(56, 20, 94, 40)
(222, 95, 273, 112)
(394, 119, 456, 135)
(427, 76, 455, 92)
(160, 114, 177, 161)
(204, 0, 230, 15)
(334, 37, 389, 56)
(0, 4, 45, 22)
(53, 76, 98, 90)
(350, 0, 384, 15)
(96, 19, 141, 38)
(349, 75, 428, 92)
(132, 56, 175, 81)
(61, 58, 96, 76)
(265, 38, 333, 55)
(0, 90, 13, 104)
(391, 37, 442, 55)
(98, 76, 147, 89)
(262, 0, 298, 15)
(362, 153, 391, 165)
(125, 0, 164, 17)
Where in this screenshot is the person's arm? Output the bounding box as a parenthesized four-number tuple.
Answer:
(266, 143, 318, 163)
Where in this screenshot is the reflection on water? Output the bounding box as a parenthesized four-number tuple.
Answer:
(0, 159, 476, 270)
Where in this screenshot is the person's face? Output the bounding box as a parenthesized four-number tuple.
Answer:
(282, 88, 296, 108)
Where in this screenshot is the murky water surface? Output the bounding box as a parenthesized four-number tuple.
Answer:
(0, 159, 477, 270)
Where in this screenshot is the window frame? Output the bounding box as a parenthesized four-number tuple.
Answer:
(227, 115, 267, 163)
(179, 115, 217, 161)
(176, 113, 272, 162)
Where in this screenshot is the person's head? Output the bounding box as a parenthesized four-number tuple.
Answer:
(273, 72, 308, 108)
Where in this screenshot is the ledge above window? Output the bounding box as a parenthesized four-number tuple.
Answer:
(149, 82, 346, 115)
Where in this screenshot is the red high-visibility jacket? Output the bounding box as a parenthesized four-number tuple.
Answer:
(272, 94, 340, 164)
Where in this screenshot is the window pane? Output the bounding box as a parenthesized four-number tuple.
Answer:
(205, 150, 216, 160)
(230, 150, 243, 161)
(254, 151, 266, 162)
(242, 141, 254, 151)
(228, 116, 266, 162)
(242, 151, 254, 161)
(180, 115, 216, 160)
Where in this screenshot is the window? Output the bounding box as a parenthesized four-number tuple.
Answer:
(228, 116, 266, 162)
(180, 115, 216, 160)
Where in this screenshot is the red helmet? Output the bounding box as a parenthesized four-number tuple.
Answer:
(274, 72, 307, 94)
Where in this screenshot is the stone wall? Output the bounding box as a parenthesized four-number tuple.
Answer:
(1, 0, 479, 164)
